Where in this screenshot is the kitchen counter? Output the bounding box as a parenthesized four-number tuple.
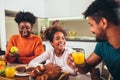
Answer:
(65, 38, 96, 42)
(43, 38, 96, 42)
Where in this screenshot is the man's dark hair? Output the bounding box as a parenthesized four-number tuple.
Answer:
(83, 0, 120, 25)
(14, 11, 36, 26)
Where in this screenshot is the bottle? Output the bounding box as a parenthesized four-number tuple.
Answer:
(40, 26, 43, 39)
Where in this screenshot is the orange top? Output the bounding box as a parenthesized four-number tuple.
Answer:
(5, 34, 44, 64)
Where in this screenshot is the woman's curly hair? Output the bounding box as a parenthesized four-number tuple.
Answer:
(14, 11, 36, 26)
(44, 26, 67, 42)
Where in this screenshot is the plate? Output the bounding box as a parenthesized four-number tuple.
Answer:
(15, 65, 30, 76)
(15, 71, 29, 76)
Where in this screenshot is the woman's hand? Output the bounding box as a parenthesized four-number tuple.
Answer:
(9, 52, 18, 57)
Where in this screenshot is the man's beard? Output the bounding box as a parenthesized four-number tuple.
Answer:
(96, 30, 107, 42)
(96, 37, 107, 42)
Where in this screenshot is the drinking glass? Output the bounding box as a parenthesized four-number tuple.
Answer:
(72, 48, 85, 65)
(5, 66, 15, 77)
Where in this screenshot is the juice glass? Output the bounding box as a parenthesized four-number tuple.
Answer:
(5, 66, 15, 77)
(72, 48, 85, 65)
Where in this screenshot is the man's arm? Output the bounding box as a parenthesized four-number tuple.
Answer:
(67, 52, 102, 74)
(78, 52, 102, 74)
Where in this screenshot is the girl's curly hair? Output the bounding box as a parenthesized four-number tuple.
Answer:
(44, 26, 67, 42)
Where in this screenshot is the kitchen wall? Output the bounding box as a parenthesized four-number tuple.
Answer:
(5, 16, 18, 41)
(45, 0, 94, 18)
(5, 16, 95, 41)
(61, 19, 94, 37)
(49, 19, 95, 38)
(0, 0, 6, 50)
(5, 15, 48, 41)
(1, 0, 95, 50)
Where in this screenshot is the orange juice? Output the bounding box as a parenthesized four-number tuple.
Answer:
(5, 67, 15, 77)
(72, 52, 85, 65)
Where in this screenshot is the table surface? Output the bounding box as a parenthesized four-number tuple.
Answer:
(0, 63, 29, 80)
(0, 76, 29, 80)
(0, 63, 92, 80)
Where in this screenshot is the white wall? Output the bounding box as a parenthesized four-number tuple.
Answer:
(4, 0, 19, 12)
(5, 16, 18, 41)
(0, 0, 6, 51)
(4, 0, 95, 18)
(45, 0, 94, 18)
(4, 0, 46, 18)
(70, 0, 94, 17)
(0, 0, 95, 50)
(45, 0, 71, 18)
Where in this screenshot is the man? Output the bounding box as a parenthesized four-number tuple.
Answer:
(67, 0, 120, 80)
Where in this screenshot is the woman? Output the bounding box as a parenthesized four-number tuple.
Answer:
(29, 26, 76, 74)
(5, 11, 44, 64)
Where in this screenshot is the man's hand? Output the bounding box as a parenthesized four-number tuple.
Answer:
(67, 54, 78, 72)
(67, 54, 91, 74)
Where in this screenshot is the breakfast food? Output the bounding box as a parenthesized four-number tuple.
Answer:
(26, 67, 35, 74)
(35, 74, 48, 80)
(15, 66, 35, 74)
(30, 66, 45, 78)
(10, 46, 18, 53)
(15, 66, 26, 73)
(29, 63, 69, 80)
(0, 61, 6, 76)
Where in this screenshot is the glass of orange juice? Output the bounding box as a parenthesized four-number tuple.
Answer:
(72, 48, 85, 65)
(5, 66, 15, 77)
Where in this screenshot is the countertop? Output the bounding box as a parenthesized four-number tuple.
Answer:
(65, 38, 96, 42)
(43, 38, 96, 42)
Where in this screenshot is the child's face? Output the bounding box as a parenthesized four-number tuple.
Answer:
(51, 32, 66, 51)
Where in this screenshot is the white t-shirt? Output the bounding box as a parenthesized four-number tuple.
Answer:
(28, 47, 75, 74)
